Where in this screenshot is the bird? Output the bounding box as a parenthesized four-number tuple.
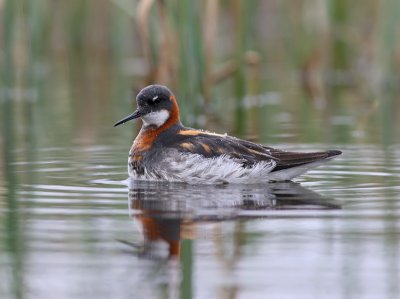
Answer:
(114, 84, 342, 184)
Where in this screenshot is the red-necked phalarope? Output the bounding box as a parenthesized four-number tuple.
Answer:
(114, 85, 342, 184)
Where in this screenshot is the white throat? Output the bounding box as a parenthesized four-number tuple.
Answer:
(141, 109, 170, 127)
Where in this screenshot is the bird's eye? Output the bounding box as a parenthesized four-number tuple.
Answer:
(149, 96, 161, 105)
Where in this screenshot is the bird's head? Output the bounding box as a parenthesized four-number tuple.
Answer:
(114, 85, 180, 128)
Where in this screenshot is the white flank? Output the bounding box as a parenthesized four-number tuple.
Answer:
(141, 110, 170, 127)
(129, 153, 277, 184)
(128, 152, 338, 184)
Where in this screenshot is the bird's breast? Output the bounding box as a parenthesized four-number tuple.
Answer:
(131, 130, 157, 153)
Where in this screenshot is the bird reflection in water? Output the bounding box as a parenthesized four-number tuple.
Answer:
(122, 181, 340, 260)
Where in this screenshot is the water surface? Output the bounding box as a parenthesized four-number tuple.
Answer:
(1, 143, 399, 299)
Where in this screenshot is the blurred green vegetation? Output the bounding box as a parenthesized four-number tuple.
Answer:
(0, 0, 400, 149)
(1, 3, 399, 298)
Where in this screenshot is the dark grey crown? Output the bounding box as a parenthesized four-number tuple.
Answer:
(136, 85, 175, 111)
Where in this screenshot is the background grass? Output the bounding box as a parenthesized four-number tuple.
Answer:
(1, 0, 399, 148)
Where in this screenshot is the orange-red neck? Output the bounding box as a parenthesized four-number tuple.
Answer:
(132, 95, 181, 153)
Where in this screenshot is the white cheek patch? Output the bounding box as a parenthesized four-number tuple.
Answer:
(141, 109, 170, 127)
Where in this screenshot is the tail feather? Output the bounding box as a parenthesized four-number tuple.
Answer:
(271, 150, 342, 172)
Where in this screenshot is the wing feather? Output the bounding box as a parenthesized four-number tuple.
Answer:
(172, 128, 341, 172)
(173, 129, 276, 167)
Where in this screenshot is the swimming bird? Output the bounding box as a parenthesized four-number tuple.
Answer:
(114, 85, 341, 184)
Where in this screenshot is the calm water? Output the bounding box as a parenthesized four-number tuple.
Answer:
(1, 141, 399, 299)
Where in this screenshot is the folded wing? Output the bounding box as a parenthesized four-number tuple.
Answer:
(174, 128, 341, 172)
